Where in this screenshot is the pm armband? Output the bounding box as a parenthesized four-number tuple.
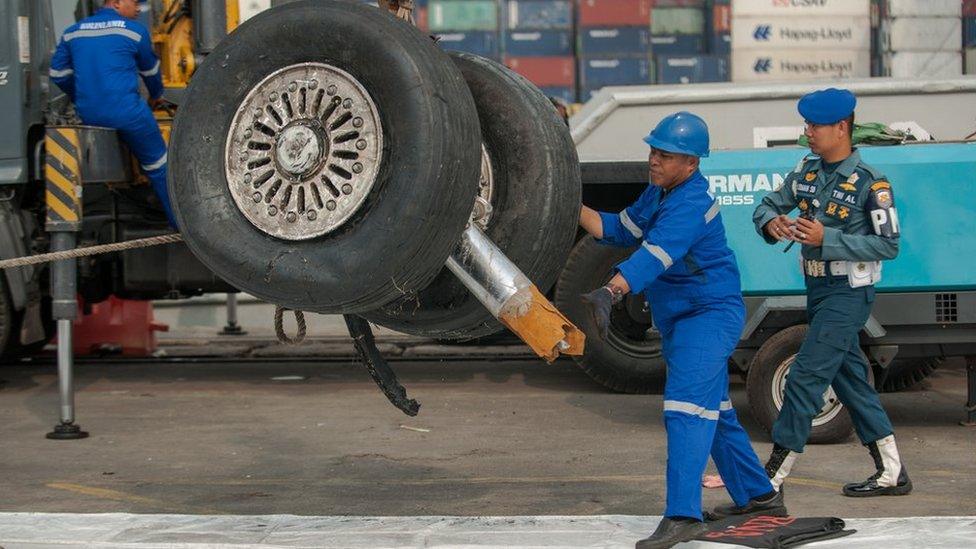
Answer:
(867, 181, 899, 238)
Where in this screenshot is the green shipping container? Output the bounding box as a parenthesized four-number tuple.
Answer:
(429, 0, 499, 32)
(650, 7, 705, 35)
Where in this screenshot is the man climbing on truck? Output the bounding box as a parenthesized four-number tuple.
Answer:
(49, 0, 176, 227)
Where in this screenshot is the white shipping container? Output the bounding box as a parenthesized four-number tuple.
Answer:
(884, 51, 962, 77)
(882, 18, 962, 52)
(967, 48, 976, 75)
(732, 0, 868, 18)
(732, 49, 870, 81)
(731, 16, 871, 50)
(882, 0, 960, 18)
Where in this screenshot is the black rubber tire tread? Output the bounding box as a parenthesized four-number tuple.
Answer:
(554, 236, 666, 394)
(879, 357, 943, 393)
(170, 0, 481, 314)
(746, 324, 877, 445)
(363, 52, 581, 339)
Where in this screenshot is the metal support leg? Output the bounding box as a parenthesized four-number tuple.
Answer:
(962, 356, 976, 427)
(219, 293, 246, 335)
(446, 225, 584, 362)
(46, 231, 87, 440)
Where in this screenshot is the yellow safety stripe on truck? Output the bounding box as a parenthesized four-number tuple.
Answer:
(45, 128, 83, 226)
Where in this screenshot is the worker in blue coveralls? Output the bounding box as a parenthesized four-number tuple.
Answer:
(753, 88, 911, 498)
(50, 0, 177, 228)
(579, 112, 784, 549)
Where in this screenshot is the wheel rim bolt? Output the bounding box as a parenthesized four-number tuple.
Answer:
(327, 85, 337, 95)
(352, 163, 363, 174)
(268, 205, 278, 216)
(353, 117, 364, 128)
(356, 139, 367, 150)
(342, 99, 353, 108)
(252, 192, 262, 203)
(269, 92, 278, 102)
(286, 212, 297, 223)
(307, 210, 317, 220)
(341, 183, 353, 194)
(326, 200, 337, 211)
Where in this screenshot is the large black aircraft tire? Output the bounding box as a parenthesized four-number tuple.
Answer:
(170, 0, 481, 314)
(364, 52, 581, 339)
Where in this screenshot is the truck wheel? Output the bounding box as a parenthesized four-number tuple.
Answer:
(363, 53, 581, 339)
(879, 357, 943, 393)
(554, 236, 665, 393)
(169, 0, 481, 314)
(746, 324, 875, 445)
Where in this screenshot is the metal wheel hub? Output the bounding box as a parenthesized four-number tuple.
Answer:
(470, 144, 495, 230)
(225, 62, 383, 240)
(275, 123, 326, 178)
(607, 283, 660, 357)
(772, 355, 844, 427)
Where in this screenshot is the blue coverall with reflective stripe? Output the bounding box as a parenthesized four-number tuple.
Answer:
(50, 7, 175, 227)
(599, 171, 773, 520)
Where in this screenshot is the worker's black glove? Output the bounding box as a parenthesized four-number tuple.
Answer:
(580, 286, 622, 341)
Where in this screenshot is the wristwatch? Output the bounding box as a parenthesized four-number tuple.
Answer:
(604, 285, 625, 305)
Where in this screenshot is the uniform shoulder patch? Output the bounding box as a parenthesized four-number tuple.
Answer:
(874, 187, 893, 208)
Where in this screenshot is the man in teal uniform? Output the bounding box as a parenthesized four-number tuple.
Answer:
(752, 88, 912, 498)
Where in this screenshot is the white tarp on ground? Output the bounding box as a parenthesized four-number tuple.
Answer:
(0, 513, 974, 548)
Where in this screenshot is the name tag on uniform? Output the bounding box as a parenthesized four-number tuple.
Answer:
(831, 189, 857, 205)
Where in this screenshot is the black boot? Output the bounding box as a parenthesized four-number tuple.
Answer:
(843, 435, 913, 497)
(710, 489, 787, 521)
(764, 443, 797, 492)
(635, 517, 706, 549)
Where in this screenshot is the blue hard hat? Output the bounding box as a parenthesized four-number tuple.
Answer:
(643, 111, 710, 158)
(798, 88, 856, 125)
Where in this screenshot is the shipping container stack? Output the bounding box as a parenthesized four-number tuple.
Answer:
(874, 0, 963, 78)
(576, 0, 656, 101)
(962, 0, 976, 74)
(503, 0, 577, 103)
(731, 0, 871, 82)
(654, 0, 729, 85)
(353, 1, 976, 105)
(707, 0, 731, 56)
(429, 0, 502, 61)
(416, 0, 430, 32)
